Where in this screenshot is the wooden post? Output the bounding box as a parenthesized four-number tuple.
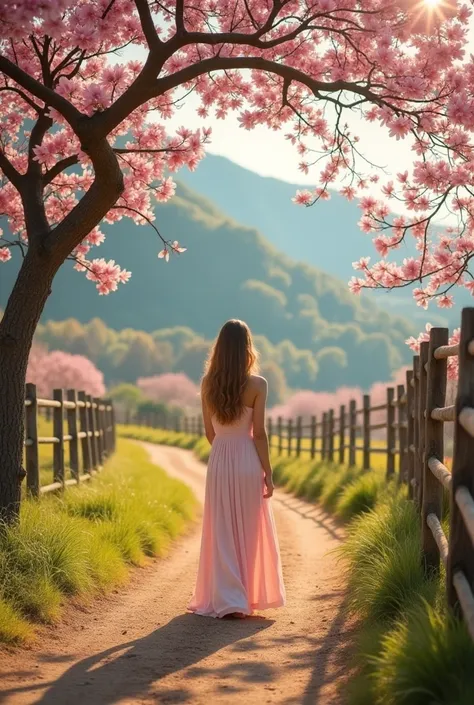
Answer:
(349, 400, 356, 467)
(78, 391, 92, 473)
(321, 412, 327, 460)
(53, 389, 65, 487)
(448, 309, 474, 610)
(287, 418, 293, 457)
(363, 394, 371, 470)
(25, 383, 39, 497)
(339, 405, 345, 465)
(397, 383, 408, 486)
(198, 415, 204, 437)
(328, 409, 335, 462)
(183, 416, 189, 434)
(96, 398, 105, 463)
(111, 402, 116, 453)
(87, 395, 99, 471)
(422, 327, 449, 573)
(418, 342, 429, 507)
(406, 370, 414, 497)
(296, 416, 302, 457)
(268, 417, 273, 451)
(310, 415, 316, 460)
(67, 389, 79, 482)
(277, 416, 283, 455)
(413, 356, 421, 504)
(386, 387, 396, 479)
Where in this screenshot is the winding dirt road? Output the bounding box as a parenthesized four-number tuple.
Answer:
(0, 443, 355, 705)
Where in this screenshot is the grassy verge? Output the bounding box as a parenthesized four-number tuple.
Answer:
(119, 425, 474, 704)
(1, 439, 196, 646)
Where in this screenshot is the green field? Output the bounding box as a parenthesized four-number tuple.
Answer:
(1, 440, 196, 645)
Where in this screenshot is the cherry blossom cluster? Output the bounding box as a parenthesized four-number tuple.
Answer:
(406, 323, 460, 379)
(1, 0, 474, 304)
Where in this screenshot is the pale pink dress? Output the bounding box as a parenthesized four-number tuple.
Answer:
(188, 406, 286, 618)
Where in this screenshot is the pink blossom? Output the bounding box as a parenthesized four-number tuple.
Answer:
(137, 373, 199, 409)
(292, 190, 313, 206)
(27, 346, 105, 398)
(0, 247, 11, 262)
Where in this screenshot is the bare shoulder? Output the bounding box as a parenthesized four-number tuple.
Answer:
(249, 374, 267, 393)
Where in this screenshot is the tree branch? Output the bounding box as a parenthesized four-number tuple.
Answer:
(134, 0, 162, 51)
(43, 155, 79, 185)
(0, 151, 22, 191)
(0, 55, 83, 128)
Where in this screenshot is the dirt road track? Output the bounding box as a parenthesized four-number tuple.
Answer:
(0, 443, 355, 705)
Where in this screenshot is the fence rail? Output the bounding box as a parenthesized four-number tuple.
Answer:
(24, 384, 116, 497)
(127, 307, 474, 644)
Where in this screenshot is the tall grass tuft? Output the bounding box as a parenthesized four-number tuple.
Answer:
(340, 497, 438, 624)
(336, 473, 383, 521)
(373, 603, 474, 705)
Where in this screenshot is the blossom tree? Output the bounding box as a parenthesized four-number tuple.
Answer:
(137, 372, 199, 409)
(26, 346, 106, 398)
(0, 0, 472, 519)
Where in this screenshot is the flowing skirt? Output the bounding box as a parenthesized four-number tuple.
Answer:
(188, 435, 286, 618)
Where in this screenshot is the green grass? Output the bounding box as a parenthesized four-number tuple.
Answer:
(0, 439, 196, 645)
(117, 424, 471, 704)
(373, 604, 474, 705)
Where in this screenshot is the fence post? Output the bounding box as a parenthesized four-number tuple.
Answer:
(96, 398, 105, 464)
(349, 400, 356, 467)
(87, 395, 99, 471)
(406, 370, 414, 496)
(268, 417, 273, 452)
(321, 412, 327, 460)
(422, 327, 449, 574)
(67, 389, 80, 483)
(287, 418, 293, 457)
(413, 356, 421, 504)
(310, 415, 316, 460)
(418, 342, 429, 507)
(363, 394, 371, 470)
(296, 416, 302, 457)
(447, 309, 474, 610)
(277, 416, 283, 455)
(111, 402, 116, 453)
(53, 389, 65, 487)
(397, 383, 408, 485)
(78, 391, 92, 473)
(386, 387, 396, 479)
(339, 405, 345, 465)
(328, 409, 334, 462)
(25, 383, 39, 498)
(198, 415, 204, 437)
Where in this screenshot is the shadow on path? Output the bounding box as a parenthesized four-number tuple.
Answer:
(0, 614, 274, 705)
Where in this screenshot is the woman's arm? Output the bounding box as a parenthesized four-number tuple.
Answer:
(201, 393, 215, 445)
(252, 378, 273, 498)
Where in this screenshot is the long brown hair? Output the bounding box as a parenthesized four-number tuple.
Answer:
(202, 319, 259, 425)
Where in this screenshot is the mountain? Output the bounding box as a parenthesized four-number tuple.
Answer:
(0, 181, 415, 389)
(178, 154, 466, 327)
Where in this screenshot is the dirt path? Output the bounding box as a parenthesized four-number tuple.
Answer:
(0, 444, 355, 705)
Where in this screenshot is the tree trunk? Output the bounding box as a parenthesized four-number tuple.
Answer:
(0, 251, 56, 522)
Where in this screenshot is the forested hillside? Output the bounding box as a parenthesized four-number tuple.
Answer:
(0, 181, 414, 390)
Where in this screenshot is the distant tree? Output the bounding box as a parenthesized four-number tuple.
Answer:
(114, 333, 172, 382)
(152, 327, 198, 359)
(27, 347, 105, 398)
(137, 373, 199, 409)
(109, 383, 144, 415)
(177, 341, 211, 382)
(260, 362, 287, 408)
(315, 347, 348, 392)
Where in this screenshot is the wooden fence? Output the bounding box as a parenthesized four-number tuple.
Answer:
(24, 383, 116, 497)
(132, 307, 474, 642)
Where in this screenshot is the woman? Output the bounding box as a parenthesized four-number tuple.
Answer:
(188, 319, 286, 619)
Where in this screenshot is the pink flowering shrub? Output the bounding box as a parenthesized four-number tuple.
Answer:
(137, 373, 199, 409)
(26, 346, 105, 397)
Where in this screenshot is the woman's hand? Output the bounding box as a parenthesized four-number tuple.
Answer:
(264, 474, 274, 499)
